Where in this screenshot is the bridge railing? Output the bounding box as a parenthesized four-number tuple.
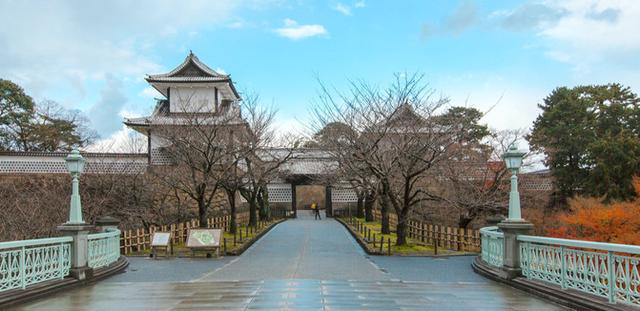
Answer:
(518, 235, 640, 306)
(0, 236, 72, 292)
(479, 226, 640, 307)
(479, 226, 503, 268)
(88, 229, 121, 269)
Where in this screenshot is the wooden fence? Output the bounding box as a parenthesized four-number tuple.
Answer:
(362, 209, 481, 252)
(120, 212, 252, 255)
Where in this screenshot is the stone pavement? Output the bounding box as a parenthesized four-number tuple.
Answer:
(196, 210, 388, 281)
(13, 211, 568, 310)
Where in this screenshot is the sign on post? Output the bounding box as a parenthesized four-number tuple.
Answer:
(150, 232, 172, 258)
(187, 229, 222, 257)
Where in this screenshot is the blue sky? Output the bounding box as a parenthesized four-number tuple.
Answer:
(1, 0, 639, 150)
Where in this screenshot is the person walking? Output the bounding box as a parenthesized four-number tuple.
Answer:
(312, 202, 321, 220)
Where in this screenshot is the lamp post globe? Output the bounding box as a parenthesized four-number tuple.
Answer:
(503, 144, 525, 173)
(65, 148, 86, 224)
(502, 144, 526, 221)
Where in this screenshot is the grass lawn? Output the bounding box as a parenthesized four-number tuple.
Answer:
(347, 217, 463, 256)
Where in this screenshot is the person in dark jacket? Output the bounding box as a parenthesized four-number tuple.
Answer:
(312, 202, 321, 220)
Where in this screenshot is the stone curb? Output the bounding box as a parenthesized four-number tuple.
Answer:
(0, 256, 129, 309)
(471, 256, 635, 311)
(335, 217, 384, 256)
(226, 218, 287, 256)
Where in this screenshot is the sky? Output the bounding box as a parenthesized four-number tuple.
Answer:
(1, 0, 639, 151)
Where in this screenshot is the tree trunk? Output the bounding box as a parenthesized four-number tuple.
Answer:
(226, 189, 237, 234)
(249, 198, 258, 227)
(364, 190, 375, 222)
(356, 193, 365, 218)
(258, 185, 270, 220)
(380, 193, 391, 234)
(458, 215, 473, 229)
(198, 196, 207, 228)
(395, 213, 408, 246)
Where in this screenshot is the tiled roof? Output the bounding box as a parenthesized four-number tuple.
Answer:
(146, 52, 228, 81)
(124, 114, 246, 127)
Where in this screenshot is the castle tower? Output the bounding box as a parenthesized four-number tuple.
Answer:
(124, 52, 242, 164)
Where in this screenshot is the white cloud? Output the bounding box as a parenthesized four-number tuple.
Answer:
(0, 1, 244, 137)
(538, 1, 640, 68)
(139, 87, 162, 99)
(215, 67, 228, 75)
(88, 75, 128, 136)
(275, 19, 328, 40)
(333, 1, 366, 16)
(85, 126, 148, 153)
(272, 117, 309, 142)
(433, 73, 546, 131)
(334, 3, 352, 16)
(491, 0, 640, 81)
(0, 1, 241, 95)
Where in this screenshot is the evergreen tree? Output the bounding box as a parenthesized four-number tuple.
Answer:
(0, 80, 95, 151)
(528, 84, 640, 202)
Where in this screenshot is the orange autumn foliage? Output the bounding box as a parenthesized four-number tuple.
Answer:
(546, 177, 640, 245)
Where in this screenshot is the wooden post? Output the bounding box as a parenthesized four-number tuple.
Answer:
(373, 233, 377, 248)
(434, 226, 439, 255)
(223, 238, 227, 256)
(379, 235, 384, 253)
(387, 238, 391, 256)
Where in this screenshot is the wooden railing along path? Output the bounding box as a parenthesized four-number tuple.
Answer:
(120, 211, 257, 255)
(357, 209, 481, 252)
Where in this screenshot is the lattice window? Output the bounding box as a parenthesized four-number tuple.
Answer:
(150, 148, 174, 165)
(0, 158, 147, 174)
(0, 160, 67, 174)
(267, 184, 292, 203)
(332, 188, 358, 203)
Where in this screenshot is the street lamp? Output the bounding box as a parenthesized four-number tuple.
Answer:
(503, 144, 526, 221)
(65, 148, 86, 224)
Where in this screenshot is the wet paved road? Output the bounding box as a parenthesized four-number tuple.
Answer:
(14, 211, 567, 310)
(197, 211, 387, 281)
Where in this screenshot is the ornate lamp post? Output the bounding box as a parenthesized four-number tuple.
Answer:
(503, 144, 526, 221)
(497, 144, 533, 279)
(58, 148, 94, 280)
(65, 149, 86, 224)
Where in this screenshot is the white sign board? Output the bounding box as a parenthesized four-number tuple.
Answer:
(187, 229, 222, 248)
(151, 232, 171, 247)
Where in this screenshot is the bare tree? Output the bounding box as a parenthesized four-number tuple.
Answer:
(151, 96, 245, 229)
(438, 128, 534, 228)
(313, 73, 483, 245)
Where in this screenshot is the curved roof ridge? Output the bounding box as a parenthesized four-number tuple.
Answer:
(147, 51, 228, 79)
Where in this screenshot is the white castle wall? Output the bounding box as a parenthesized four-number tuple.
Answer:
(0, 153, 148, 174)
(169, 87, 219, 113)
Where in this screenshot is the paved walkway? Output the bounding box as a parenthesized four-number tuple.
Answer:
(13, 211, 567, 310)
(197, 210, 387, 281)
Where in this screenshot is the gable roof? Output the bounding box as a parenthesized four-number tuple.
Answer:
(146, 51, 229, 82)
(144, 52, 241, 100)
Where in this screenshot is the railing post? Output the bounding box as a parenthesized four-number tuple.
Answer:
(497, 220, 533, 280)
(560, 246, 567, 289)
(608, 251, 616, 304)
(20, 246, 26, 289)
(59, 242, 65, 279)
(57, 223, 94, 280)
